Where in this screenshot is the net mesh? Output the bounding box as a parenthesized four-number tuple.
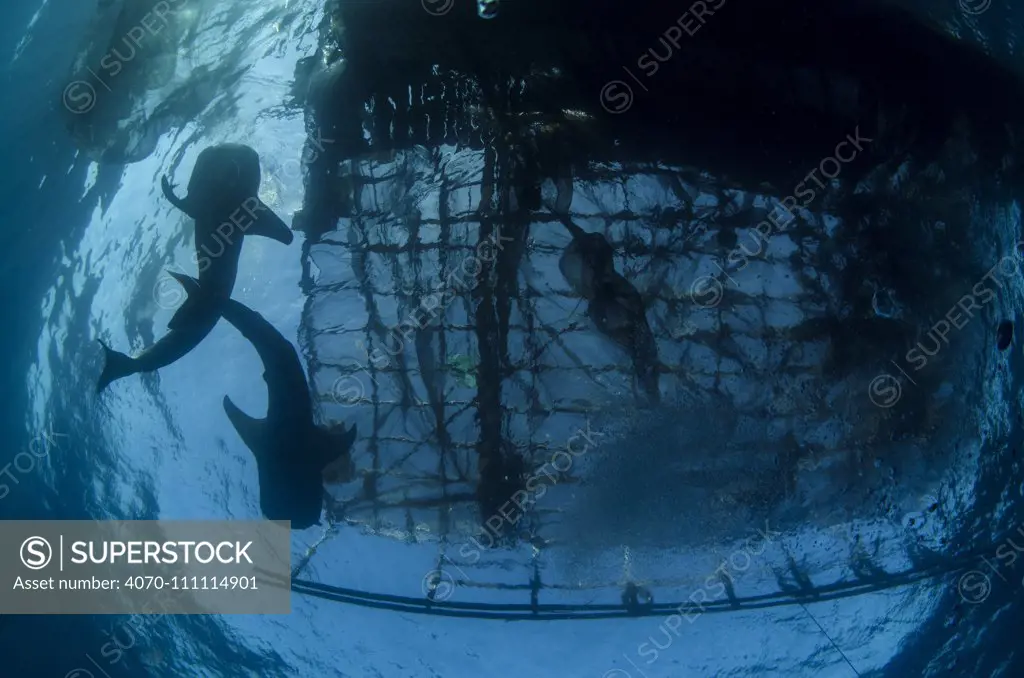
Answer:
(285, 0, 1023, 608)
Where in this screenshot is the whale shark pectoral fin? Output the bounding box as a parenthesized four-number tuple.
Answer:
(222, 395, 268, 458)
(165, 271, 205, 331)
(241, 197, 294, 245)
(161, 175, 197, 219)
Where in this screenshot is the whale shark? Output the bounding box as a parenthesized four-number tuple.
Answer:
(218, 294, 357, 529)
(554, 212, 660, 402)
(97, 143, 293, 392)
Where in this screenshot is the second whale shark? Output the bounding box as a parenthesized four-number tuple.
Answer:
(97, 143, 294, 392)
(218, 294, 357, 529)
(554, 211, 661, 402)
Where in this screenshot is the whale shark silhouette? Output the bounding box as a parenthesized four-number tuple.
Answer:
(218, 293, 357, 529)
(554, 211, 660, 402)
(97, 143, 293, 392)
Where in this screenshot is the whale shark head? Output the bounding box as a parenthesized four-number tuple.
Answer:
(185, 143, 261, 212)
(162, 143, 294, 245)
(222, 393, 357, 529)
(253, 423, 357, 530)
(170, 144, 259, 215)
(257, 471, 325, 531)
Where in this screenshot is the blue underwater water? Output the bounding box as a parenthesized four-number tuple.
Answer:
(2, 0, 1024, 676)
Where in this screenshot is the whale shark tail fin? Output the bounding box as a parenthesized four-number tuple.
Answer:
(97, 340, 134, 393)
(165, 271, 208, 332)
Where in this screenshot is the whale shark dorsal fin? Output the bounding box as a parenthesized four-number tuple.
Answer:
(223, 395, 268, 458)
(165, 271, 203, 331)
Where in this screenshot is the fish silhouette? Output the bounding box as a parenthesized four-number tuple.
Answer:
(97, 143, 293, 391)
(554, 212, 660, 401)
(219, 294, 357, 529)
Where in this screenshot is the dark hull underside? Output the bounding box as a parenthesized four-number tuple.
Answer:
(296, 0, 1024, 226)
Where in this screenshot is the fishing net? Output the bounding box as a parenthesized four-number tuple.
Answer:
(283, 0, 1024, 626)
